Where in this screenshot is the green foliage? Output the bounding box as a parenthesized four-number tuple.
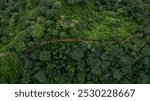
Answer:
(113, 69, 122, 80)
(34, 70, 47, 83)
(0, 0, 149, 84)
(67, 0, 87, 5)
(87, 56, 101, 74)
(0, 55, 23, 83)
(15, 41, 27, 53)
(71, 48, 84, 61)
(30, 24, 44, 39)
(60, 32, 67, 38)
(39, 51, 51, 62)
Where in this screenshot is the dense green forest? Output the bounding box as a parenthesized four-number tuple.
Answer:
(0, 0, 149, 83)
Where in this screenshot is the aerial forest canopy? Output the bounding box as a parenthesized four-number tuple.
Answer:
(0, 0, 149, 83)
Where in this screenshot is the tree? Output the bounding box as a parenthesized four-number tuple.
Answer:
(71, 48, 84, 61)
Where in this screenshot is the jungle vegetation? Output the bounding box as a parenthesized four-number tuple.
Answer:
(0, 0, 149, 83)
